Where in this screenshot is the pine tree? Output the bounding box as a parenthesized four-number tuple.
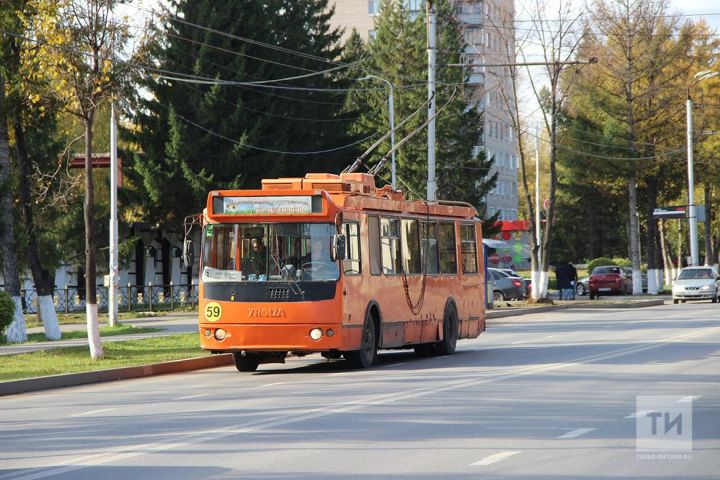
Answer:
(346, 0, 496, 219)
(129, 0, 353, 230)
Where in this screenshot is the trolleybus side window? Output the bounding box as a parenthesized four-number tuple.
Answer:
(421, 220, 440, 274)
(380, 217, 402, 275)
(343, 222, 361, 275)
(460, 223, 478, 274)
(439, 221, 458, 274)
(369, 216, 381, 275)
(401, 218, 421, 274)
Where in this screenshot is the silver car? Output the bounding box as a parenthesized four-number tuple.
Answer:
(488, 268, 526, 302)
(672, 266, 720, 304)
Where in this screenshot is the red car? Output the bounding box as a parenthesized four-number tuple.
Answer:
(588, 265, 632, 299)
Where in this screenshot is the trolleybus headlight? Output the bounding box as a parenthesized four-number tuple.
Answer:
(204, 329, 212, 337)
(214, 328, 227, 340)
(309, 328, 323, 341)
(326, 329, 334, 337)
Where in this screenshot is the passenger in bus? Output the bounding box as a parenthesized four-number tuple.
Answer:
(243, 238, 267, 275)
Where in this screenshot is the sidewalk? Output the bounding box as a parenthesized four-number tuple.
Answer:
(2, 313, 198, 356)
(486, 294, 670, 319)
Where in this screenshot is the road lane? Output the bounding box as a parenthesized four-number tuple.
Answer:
(1, 303, 719, 479)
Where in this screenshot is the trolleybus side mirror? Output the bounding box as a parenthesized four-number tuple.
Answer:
(182, 239, 194, 269)
(332, 234, 346, 262)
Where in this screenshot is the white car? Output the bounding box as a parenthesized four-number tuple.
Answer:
(672, 266, 720, 304)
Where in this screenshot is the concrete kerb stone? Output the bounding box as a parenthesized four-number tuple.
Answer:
(486, 298, 666, 319)
(0, 354, 234, 397)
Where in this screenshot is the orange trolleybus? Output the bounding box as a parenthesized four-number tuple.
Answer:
(195, 172, 486, 371)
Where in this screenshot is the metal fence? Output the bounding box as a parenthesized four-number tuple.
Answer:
(18, 284, 199, 314)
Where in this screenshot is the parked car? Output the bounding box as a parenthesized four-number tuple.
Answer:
(672, 266, 720, 304)
(581, 267, 648, 297)
(576, 276, 589, 296)
(621, 267, 648, 292)
(488, 268, 526, 301)
(588, 265, 632, 299)
(499, 268, 531, 295)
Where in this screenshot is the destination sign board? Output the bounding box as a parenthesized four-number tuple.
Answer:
(215, 196, 316, 215)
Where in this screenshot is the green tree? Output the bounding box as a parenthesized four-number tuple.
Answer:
(128, 0, 352, 231)
(0, 5, 26, 343)
(346, 0, 496, 223)
(2, 0, 68, 340)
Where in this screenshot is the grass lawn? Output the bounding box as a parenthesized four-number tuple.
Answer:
(0, 333, 207, 382)
(23, 325, 161, 343)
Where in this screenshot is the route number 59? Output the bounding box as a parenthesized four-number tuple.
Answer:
(205, 302, 222, 322)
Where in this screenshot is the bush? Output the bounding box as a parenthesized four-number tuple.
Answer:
(587, 257, 617, 272)
(612, 257, 632, 267)
(0, 290, 16, 343)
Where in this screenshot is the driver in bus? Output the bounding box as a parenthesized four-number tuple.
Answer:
(300, 238, 327, 266)
(243, 238, 267, 275)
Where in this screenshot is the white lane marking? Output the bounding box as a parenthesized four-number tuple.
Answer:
(385, 362, 409, 368)
(512, 340, 529, 344)
(11, 325, 719, 480)
(557, 428, 595, 439)
(544, 335, 556, 339)
(678, 396, 701, 403)
(69, 408, 115, 417)
(471, 451, 520, 466)
(174, 394, 209, 400)
(259, 382, 287, 388)
(625, 411, 650, 419)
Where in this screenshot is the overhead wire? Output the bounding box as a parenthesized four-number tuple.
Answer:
(158, 101, 379, 156)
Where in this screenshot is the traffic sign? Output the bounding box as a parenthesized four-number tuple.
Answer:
(652, 206, 686, 219)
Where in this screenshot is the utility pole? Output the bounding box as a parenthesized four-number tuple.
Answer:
(426, 0, 437, 201)
(535, 125, 541, 267)
(686, 95, 699, 267)
(109, 102, 119, 327)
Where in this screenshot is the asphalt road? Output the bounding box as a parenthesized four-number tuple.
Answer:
(1, 303, 718, 479)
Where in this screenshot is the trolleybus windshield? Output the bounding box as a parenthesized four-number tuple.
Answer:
(201, 223, 339, 282)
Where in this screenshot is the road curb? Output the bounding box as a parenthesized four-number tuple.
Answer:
(487, 299, 666, 319)
(0, 354, 234, 397)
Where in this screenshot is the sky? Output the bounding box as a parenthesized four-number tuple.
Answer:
(669, 0, 720, 31)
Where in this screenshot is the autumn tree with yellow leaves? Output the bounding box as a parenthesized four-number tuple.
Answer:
(28, 0, 133, 359)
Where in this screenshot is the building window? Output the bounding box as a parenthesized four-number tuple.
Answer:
(405, 0, 422, 13)
(368, 0, 380, 15)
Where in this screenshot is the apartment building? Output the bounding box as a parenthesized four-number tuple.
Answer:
(330, 0, 519, 220)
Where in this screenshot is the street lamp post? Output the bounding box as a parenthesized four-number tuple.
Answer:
(359, 75, 396, 190)
(687, 70, 719, 266)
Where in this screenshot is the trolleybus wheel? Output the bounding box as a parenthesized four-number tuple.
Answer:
(233, 351, 260, 372)
(345, 310, 377, 368)
(434, 303, 458, 356)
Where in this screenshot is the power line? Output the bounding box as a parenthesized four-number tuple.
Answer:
(158, 102, 378, 156)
